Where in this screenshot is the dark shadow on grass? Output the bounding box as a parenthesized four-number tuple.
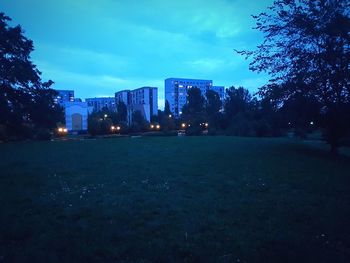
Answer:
(284, 140, 350, 162)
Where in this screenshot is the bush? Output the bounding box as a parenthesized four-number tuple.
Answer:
(225, 114, 255, 136)
(0, 125, 8, 142)
(185, 125, 202, 136)
(34, 128, 52, 140)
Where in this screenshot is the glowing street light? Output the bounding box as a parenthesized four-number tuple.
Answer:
(205, 123, 208, 128)
(168, 114, 172, 118)
(104, 114, 108, 118)
(181, 123, 186, 128)
(310, 121, 314, 125)
(116, 126, 121, 131)
(57, 127, 68, 134)
(156, 124, 160, 129)
(111, 126, 116, 131)
(150, 124, 155, 129)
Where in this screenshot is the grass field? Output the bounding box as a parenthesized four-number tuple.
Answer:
(1, 136, 350, 262)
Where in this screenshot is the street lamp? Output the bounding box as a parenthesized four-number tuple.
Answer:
(57, 127, 68, 135)
(168, 114, 172, 118)
(181, 123, 186, 128)
(150, 124, 155, 129)
(156, 124, 160, 129)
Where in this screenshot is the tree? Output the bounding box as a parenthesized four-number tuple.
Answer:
(223, 86, 257, 136)
(205, 90, 223, 131)
(116, 101, 127, 122)
(181, 87, 206, 135)
(0, 13, 63, 140)
(164, 100, 171, 116)
(224, 86, 253, 120)
(182, 87, 205, 115)
(237, 0, 350, 154)
(130, 110, 148, 132)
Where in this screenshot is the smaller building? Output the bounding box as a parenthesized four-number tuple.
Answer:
(85, 97, 116, 112)
(115, 87, 158, 124)
(64, 101, 89, 132)
(55, 90, 74, 105)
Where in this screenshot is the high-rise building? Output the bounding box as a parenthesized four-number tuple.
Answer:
(165, 78, 225, 117)
(85, 97, 116, 112)
(115, 87, 158, 124)
(55, 90, 74, 105)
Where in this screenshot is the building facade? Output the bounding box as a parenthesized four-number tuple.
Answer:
(115, 87, 158, 124)
(64, 101, 89, 132)
(85, 97, 116, 112)
(55, 90, 74, 105)
(165, 78, 225, 117)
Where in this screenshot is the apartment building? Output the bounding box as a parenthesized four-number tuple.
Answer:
(115, 87, 158, 124)
(165, 78, 225, 117)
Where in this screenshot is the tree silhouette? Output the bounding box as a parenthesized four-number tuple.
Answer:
(0, 12, 63, 140)
(237, 0, 350, 154)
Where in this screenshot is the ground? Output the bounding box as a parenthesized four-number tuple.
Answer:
(0, 136, 350, 262)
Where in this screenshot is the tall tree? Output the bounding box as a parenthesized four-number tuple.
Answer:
(182, 87, 205, 115)
(224, 86, 253, 120)
(181, 87, 206, 135)
(116, 101, 127, 122)
(237, 0, 350, 154)
(205, 90, 223, 129)
(164, 100, 171, 116)
(0, 13, 62, 140)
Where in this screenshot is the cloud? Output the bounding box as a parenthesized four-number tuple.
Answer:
(185, 58, 225, 72)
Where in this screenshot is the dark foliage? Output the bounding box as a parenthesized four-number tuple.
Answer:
(0, 13, 63, 141)
(236, 0, 350, 153)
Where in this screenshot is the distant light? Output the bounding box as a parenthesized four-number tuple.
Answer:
(58, 127, 67, 133)
(117, 126, 121, 130)
(310, 121, 314, 125)
(168, 114, 172, 118)
(288, 122, 291, 125)
(111, 126, 116, 131)
(150, 124, 154, 129)
(179, 111, 182, 115)
(205, 123, 208, 127)
(181, 123, 186, 128)
(156, 124, 160, 129)
(104, 114, 108, 118)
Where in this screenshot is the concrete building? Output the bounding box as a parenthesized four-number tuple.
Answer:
(64, 101, 89, 132)
(55, 90, 74, 105)
(85, 97, 116, 112)
(165, 78, 225, 117)
(115, 87, 158, 124)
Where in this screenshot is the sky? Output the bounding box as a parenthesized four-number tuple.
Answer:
(1, 0, 272, 109)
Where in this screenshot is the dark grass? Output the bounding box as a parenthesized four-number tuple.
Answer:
(0, 136, 350, 262)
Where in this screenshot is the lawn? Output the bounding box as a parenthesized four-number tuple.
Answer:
(0, 136, 350, 262)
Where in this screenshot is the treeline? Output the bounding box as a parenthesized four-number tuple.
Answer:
(174, 86, 321, 138)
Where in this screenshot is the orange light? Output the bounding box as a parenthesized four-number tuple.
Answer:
(150, 124, 154, 129)
(181, 123, 186, 128)
(156, 124, 160, 129)
(116, 126, 121, 130)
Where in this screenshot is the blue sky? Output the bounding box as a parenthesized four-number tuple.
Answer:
(1, 0, 272, 108)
